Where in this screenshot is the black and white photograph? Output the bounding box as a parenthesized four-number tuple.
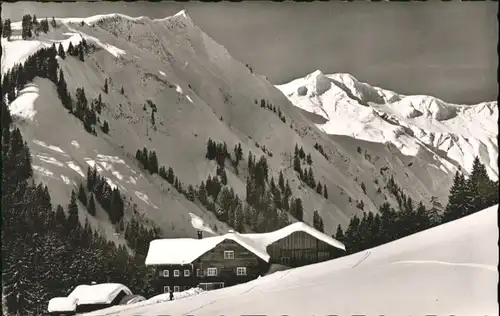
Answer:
(1, 1, 498, 315)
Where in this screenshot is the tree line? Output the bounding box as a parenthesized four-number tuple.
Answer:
(2, 37, 109, 137)
(86, 165, 125, 226)
(1, 14, 58, 41)
(256, 98, 287, 124)
(335, 157, 499, 255)
(293, 143, 328, 199)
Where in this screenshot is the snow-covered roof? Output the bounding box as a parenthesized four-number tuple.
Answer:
(145, 232, 270, 265)
(47, 297, 77, 313)
(242, 221, 346, 251)
(68, 283, 132, 305)
(145, 222, 345, 265)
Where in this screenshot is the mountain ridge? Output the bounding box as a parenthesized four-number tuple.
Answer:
(2, 10, 497, 245)
(276, 70, 498, 180)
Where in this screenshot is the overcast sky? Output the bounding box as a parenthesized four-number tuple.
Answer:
(2, 1, 497, 104)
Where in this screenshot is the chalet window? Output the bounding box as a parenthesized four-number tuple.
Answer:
(207, 267, 217, 276)
(163, 286, 170, 293)
(173, 286, 180, 292)
(224, 250, 234, 259)
(236, 267, 247, 276)
(281, 257, 290, 265)
(162, 270, 169, 277)
(196, 269, 204, 277)
(173, 269, 180, 277)
(184, 269, 190, 277)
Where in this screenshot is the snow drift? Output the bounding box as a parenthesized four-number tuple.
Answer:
(84, 205, 498, 316)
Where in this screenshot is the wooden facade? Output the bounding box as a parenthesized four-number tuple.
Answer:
(152, 239, 268, 293)
(266, 231, 343, 268)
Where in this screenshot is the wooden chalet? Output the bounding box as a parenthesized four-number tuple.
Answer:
(145, 223, 345, 294)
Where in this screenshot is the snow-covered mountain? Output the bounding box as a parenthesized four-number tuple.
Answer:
(85, 205, 499, 316)
(2, 11, 497, 245)
(276, 70, 498, 181)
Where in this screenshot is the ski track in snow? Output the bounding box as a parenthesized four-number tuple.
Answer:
(96, 154, 126, 165)
(33, 165, 54, 177)
(127, 176, 137, 185)
(66, 161, 85, 177)
(98, 161, 114, 171)
(33, 139, 68, 156)
(84, 158, 104, 172)
(35, 154, 65, 167)
(175, 84, 183, 94)
(135, 191, 159, 209)
(391, 260, 497, 272)
(60, 175, 71, 185)
(112, 170, 124, 180)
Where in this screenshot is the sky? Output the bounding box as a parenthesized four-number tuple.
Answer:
(2, 1, 497, 104)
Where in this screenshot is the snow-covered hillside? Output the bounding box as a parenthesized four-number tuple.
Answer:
(84, 205, 498, 316)
(2, 11, 496, 240)
(276, 70, 498, 181)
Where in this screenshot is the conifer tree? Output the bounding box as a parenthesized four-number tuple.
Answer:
(88, 193, 96, 216)
(166, 167, 175, 184)
(78, 44, 85, 61)
(278, 170, 285, 192)
(67, 42, 75, 56)
(313, 210, 325, 232)
(51, 16, 57, 28)
(68, 190, 79, 230)
(104, 78, 109, 94)
(78, 183, 87, 206)
(2, 19, 12, 40)
(323, 184, 328, 199)
(467, 156, 498, 213)
(148, 151, 159, 174)
(58, 43, 66, 59)
(442, 171, 471, 223)
(316, 181, 323, 195)
(41, 18, 49, 33)
(57, 69, 71, 111)
(21, 14, 33, 39)
(334, 224, 344, 242)
(293, 155, 302, 175)
(299, 147, 305, 159)
(102, 120, 109, 134)
(306, 153, 312, 165)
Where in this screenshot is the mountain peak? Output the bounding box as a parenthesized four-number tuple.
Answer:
(306, 69, 326, 79)
(173, 9, 188, 19)
(304, 69, 331, 95)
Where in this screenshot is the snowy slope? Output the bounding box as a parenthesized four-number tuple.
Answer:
(84, 205, 498, 316)
(276, 70, 498, 181)
(2, 11, 494, 238)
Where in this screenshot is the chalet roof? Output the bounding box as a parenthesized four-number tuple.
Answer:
(145, 232, 270, 265)
(68, 283, 133, 305)
(241, 222, 346, 251)
(47, 297, 78, 313)
(146, 222, 345, 266)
